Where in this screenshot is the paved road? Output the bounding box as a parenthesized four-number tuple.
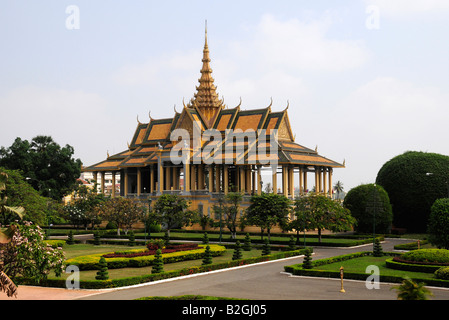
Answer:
(77, 238, 449, 301)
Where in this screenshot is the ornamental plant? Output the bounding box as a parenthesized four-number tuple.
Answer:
(0, 221, 65, 285)
(152, 249, 164, 274)
(93, 230, 100, 245)
(202, 245, 213, 265)
(302, 248, 313, 269)
(343, 183, 392, 234)
(128, 230, 136, 246)
(95, 256, 109, 280)
(391, 277, 433, 300)
(262, 238, 271, 256)
(243, 233, 252, 251)
(202, 232, 209, 244)
(288, 235, 296, 251)
(376, 151, 449, 232)
(66, 230, 74, 245)
(373, 238, 384, 257)
(427, 198, 449, 249)
(232, 241, 243, 260)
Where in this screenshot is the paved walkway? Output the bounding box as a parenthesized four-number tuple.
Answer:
(3, 238, 449, 300)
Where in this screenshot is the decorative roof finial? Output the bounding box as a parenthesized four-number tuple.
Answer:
(205, 20, 208, 46)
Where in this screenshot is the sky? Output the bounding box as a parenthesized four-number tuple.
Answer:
(1, 0, 448, 192)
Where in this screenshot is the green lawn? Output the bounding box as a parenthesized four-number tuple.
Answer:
(51, 243, 263, 281)
(313, 256, 438, 281)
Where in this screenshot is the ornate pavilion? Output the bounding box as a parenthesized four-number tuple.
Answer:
(83, 27, 344, 219)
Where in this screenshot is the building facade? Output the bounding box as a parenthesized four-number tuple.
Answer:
(83, 28, 344, 220)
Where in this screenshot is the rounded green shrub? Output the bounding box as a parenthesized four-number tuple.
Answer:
(427, 198, 449, 249)
(401, 249, 449, 265)
(343, 184, 392, 234)
(376, 151, 449, 232)
(435, 266, 449, 280)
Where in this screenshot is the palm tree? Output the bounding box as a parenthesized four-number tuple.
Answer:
(334, 181, 344, 200)
(391, 277, 433, 300)
(0, 171, 25, 227)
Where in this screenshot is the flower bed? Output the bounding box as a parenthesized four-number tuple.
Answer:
(18, 248, 308, 289)
(103, 243, 199, 258)
(66, 244, 226, 270)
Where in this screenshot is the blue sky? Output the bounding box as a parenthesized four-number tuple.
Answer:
(1, 1, 448, 192)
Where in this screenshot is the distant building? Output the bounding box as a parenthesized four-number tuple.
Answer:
(82, 27, 345, 220)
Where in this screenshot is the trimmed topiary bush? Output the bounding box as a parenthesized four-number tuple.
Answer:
(128, 230, 135, 246)
(376, 151, 449, 232)
(243, 233, 252, 251)
(93, 230, 101, 245)
(66, 230, 75, 245)
(435, 266, 449, 280)
(202, 245, 213, 265)
(288, 235, 296, 251)
(373, 238, 384, 257)
(427, 198, 449, 249)
(95, 257, 109, 280)
(399, 249, 449, 265)
(262, 238, 271, 256)
(232, 241, 243, 260)
(202, 232, 209, 244)
(302, 247, 313, 269)
(343, 184, 392, 234)
(151, 249, 164, 274)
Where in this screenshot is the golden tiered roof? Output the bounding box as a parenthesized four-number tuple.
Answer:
(186, 24, 224, 128)
(83, 27, 344, 173)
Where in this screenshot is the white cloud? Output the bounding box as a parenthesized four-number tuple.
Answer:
(240, 13, 370, 72)
(0, 86, 117, 166)
(365, 0, 449, 19)
(330, 77, 449, 190)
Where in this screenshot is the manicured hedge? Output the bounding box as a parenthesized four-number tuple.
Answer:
(284, 251, 449, 288)
(400, 249, 449, 264)
(393, 240, 428, 251)
(66, 245, 227, 271)
(17, 248, 309, 289)
(44, 240, 66, 248)
(385, 258, 442, 273)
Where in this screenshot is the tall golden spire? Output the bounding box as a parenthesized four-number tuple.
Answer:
(188, 21, 224, 127)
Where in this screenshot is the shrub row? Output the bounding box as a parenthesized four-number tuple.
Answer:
(284, 252, 449, 288)
(103, 243, 199, 258)
(44, 240, 66, 248)
(17, 248, 309, 289)
(386, 258, 443, 274)
(393, 240, 428, 251)
(284, 251, 371, 274)
(400, 249, 449, 264)
(66, 245, 226, 271)
(128, 234, 380, 247)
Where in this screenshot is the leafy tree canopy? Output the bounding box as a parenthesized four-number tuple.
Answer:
(0, 136, 82, 200)
(293, 193, 356, 243)
(376, 151, 449, 232)
(245, 193, 291, 239)
(0, 167, 60, 226)
(343, 183, 393, 234)
(427, 198, 449, 249)
(150, 194, 196, 237)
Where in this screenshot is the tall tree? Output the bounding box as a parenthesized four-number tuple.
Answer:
(294, 193, 356, 243)
(0, 136, 82, 200)
(0, 170, 24, 225)
(245, 193, 291, 240)
(150, 194, 197, 237)
(334, 181, 344, 199)
(96, 197, 146, 235)
(213, 191, 243, 239)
